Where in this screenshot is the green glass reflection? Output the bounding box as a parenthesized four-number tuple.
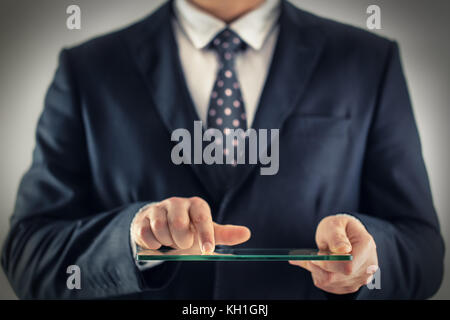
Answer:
(136, 247, 352, 261)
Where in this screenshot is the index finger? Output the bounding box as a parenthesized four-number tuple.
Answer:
(188, 197, 215, 253)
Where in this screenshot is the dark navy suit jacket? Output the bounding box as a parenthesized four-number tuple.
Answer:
(2, 1, 444, 299)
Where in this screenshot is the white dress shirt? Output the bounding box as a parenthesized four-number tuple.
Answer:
(132, 0, 281, 269)
(173, 0, 280, 128)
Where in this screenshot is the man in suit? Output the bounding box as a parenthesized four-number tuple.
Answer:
(1, 0, 444, 299)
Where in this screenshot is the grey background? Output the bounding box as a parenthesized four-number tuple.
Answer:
(0, 0, 448, 299)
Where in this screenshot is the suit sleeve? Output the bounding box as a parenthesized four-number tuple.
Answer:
(350, 41, 445, 299)
(1, 50, 178, 299)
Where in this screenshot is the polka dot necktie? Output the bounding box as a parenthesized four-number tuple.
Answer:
(207, 28, 248, 168)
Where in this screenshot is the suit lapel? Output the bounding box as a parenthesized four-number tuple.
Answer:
(129, 2, 224, 201)
(253, 3, 326, 131)
(131, 3, 197, 133)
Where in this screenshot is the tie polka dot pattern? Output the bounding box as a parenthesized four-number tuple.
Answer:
(207, 28, 248, 165)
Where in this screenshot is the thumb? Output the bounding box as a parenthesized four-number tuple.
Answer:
(214, 223, 251, 246)
(316, 216, 352, 253)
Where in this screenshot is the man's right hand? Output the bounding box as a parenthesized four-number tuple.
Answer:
(131, 197, 251, 254)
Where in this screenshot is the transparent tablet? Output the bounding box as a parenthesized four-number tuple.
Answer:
(136, 247, 352, 261)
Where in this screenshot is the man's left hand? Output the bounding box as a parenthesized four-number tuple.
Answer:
(289, 214, 379, 295)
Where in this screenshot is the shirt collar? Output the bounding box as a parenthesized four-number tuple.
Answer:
(174, 0, 280, 50)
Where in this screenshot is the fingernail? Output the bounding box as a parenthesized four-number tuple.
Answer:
(202, 242, 214, 254)
(334, 242, 352, 252)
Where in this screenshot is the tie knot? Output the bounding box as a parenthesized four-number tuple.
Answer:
(209, 28, 246, 56)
